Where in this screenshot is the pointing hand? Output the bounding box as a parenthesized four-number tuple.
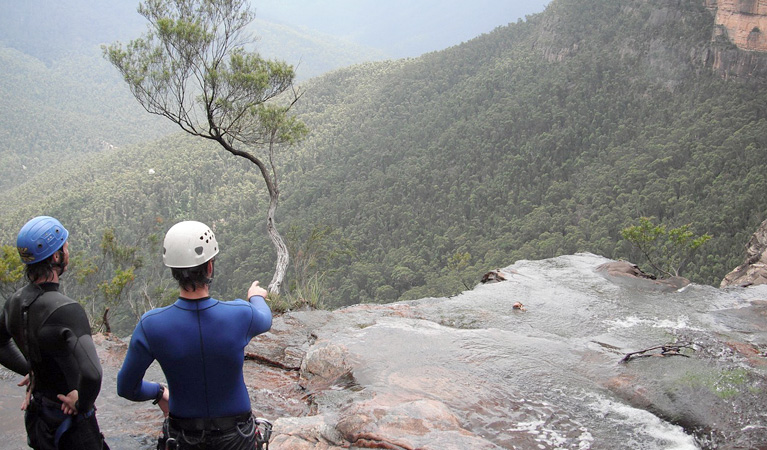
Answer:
(247, 281, 268, 299)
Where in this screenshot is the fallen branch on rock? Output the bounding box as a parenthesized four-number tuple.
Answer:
(245, 352, 300, 371)
(620, 343, 694, 363)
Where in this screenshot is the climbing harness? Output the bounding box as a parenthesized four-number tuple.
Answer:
(159, 414, 272, 449)
(255, 417, 272, 450)
(28, 395, 96, 450)
(53, 407, 96, 449)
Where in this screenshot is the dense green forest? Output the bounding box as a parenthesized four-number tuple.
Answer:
(2, 0, 767, 335)
(0, 0, 389, 190)
(0, 44, 175, 191)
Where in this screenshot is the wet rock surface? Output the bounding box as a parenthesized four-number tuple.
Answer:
(1, 253, 766, 449)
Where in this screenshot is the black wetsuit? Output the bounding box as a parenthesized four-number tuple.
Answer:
(0, 282, 108, 450)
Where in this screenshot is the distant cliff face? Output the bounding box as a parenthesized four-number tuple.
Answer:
(704, 0, 767, 80)
(707, 0, 767, 51)
(720, 217, 767, 287)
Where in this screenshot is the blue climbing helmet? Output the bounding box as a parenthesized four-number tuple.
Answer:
(16, 216, 69, 264)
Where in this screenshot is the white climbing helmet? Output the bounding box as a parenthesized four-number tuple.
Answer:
(163, 221, 219, 268)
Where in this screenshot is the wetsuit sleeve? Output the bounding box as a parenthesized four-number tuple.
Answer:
(247, 295, 272, 339)
(0, 305, 28, 375)
(117, 321, 162, 402)
(44, 304, 103, 412)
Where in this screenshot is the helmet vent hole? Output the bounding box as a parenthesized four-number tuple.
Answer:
(195, 246, 204, 255)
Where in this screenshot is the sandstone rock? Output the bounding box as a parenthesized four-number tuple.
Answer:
(596, 260, 655, 279)
(480, 269, 507, 283)
(704, 0, 767, 80)
(335, 396, 500, 450)
(46, 253, 767, 449)
(721, 217, 767, 287)
(246, 309, 334, 370)
(269, 415, 347, 449)
(595, 260, 690, 292)
(708, 0, 767, 52)
(480, 268, 520, 284)
(299, 342, 354, 392)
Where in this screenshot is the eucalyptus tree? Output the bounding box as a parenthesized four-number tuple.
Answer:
(103, 0, 307, 293)
(0, 245, 25, 301)
(621, 217, 712, 279)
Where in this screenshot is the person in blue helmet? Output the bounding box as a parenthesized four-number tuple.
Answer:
(117, 220, 273, 450)
(0, 216, 109, 450)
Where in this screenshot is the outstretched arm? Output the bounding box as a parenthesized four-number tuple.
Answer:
(247, 281, 272, 336)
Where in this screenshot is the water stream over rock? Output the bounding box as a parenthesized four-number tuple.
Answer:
(1, 253, 765, 449)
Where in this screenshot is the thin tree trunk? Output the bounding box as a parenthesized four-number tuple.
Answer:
(267, 191, 288, 294)
(102, 307, 111, 334)
(215, 139, 290, 294)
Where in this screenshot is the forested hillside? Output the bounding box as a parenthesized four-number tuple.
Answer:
(0, 0, 390, 191)
(0, 44, 174, 191)
(279, 0, 767, 305)
(2, 0, 767, 334)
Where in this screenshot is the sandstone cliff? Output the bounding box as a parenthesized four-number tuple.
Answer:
(705, 0, 767, 79)
(707, 0, 767, 51)
(720, 217, 767, 287)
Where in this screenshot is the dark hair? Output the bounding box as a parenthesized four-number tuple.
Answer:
(25, 248, 63, 283)
(171, 259, 214, 292)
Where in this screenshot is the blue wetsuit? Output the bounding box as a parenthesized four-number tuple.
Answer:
(116, 295, 271, 419)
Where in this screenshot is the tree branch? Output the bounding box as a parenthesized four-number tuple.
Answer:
(620, 343, 694, 363)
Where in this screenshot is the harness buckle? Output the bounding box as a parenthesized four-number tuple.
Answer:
(165, 437, 178, 450)
(255, 418, 272, 450)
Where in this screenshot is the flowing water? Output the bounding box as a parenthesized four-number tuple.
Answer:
(304, 253, 767, 448)
(0, 253, 765, 449)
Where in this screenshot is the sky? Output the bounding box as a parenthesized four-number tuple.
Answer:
(0, 0, 550, 77)
(252, 0, 550, 58)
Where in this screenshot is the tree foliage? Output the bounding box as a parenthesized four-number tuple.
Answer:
(621, 217, 712, 278)
(0, 245, 25, 301)
(73, 228, 143, 333)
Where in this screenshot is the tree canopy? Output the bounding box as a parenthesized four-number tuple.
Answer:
(621, 217, 712, 279)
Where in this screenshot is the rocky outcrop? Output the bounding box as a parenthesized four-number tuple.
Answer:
(6, 255, 765, 449)
(704, 0, 767, 80)
(720, 217, 767, 287)
(595, 260, 690, 292)
(707, 0, 767, 51)
(703, 45, 767, 79)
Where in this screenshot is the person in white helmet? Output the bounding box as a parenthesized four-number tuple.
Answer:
(116, 221, 272, 450)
